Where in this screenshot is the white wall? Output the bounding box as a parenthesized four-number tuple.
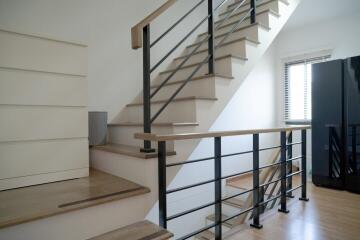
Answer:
(0, 0, 212, 122)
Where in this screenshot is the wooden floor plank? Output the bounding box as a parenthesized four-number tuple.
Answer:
(0, 169, 150, 229)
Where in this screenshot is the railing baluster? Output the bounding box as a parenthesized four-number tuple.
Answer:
(141, 25, 155, 153)
(300, 130, 309, 201)
(250, 0, 256, 24)
(158, 141, 167, 228)
(214, 137, 222, 240)
(251, 133, 263, 229)
(278, 131, 289, 213)
(287, 131, 294, 198)
(208, 0, 215, 74)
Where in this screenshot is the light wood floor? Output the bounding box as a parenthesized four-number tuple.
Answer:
(228, 183, 360, 240)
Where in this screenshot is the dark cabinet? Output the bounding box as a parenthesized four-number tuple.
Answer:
(312, 56, 360, 193)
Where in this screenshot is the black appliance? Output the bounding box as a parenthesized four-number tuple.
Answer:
(312, 56, 360, 193)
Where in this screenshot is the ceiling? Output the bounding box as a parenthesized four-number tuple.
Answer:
(282, 0, 360, 31)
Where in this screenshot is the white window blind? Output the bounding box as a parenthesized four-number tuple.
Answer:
(284, 55, 331, 123)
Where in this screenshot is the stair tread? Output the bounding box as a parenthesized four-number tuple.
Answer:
(89, 220, 173, 240)
(194, 230, 215, 240)
(186, 35, 259, 49)
(222, 0, 289, 17)
(127, 96, 218, 107)
(109, 122, 199, 127)
(0, 169, 150, 229)
(162, 54, 249, 74)
(207, 214, 235, 228)
(93, 143, 176, 159)
(151, 73, 233, 88)
(223, 198, 246, 208)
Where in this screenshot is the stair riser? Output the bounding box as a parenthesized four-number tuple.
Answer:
(195, 24, 260, 48)
(214, 10, 271, 37)
(222, 203, 242, 216)
(174, 40, 247, 67)
(107, 125, 188, 151)
(205, 219, 232, 234)
(136, 78, 217, 102)
(220, 0, 280, 21)
(161, 56, 233, 84)
(126, 100, 198, 123)
(185, 31, 251, 55)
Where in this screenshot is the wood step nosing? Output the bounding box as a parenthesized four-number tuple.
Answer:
(150, 74, 234, 89)
(126, 96, 218, 107)
(222, 0, 288, 17)
(163, 54, 249, 75)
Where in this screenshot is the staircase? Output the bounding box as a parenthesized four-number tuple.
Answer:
(92, 0, 301, 230)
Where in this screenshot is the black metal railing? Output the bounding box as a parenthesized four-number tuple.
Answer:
(136, 127, 310, 240)
(138, 0, 258, 152)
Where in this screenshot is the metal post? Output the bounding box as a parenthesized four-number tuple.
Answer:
(208, 0, 215, 74)
(287, 131, 294, 198)
(141, 25, 155, 153)
(278, 131, 289, 213)
(214, 137, 222, 240)
(250, 0, 256, 24)
(299, 130, 309, 201)
(251, 134, 263, 229)
(158, 141, 167, 228)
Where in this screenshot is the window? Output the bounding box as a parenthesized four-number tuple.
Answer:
(284, 55, 331, 123)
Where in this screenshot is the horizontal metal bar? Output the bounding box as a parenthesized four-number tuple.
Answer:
(221, 205, 255, 223)
(222, 187, 253, 202)
(176, 222, 216, 240)
(221, 149, 253, 158)
(287, 141, 302, 146)
(258, 161, 282, 171)
(287, 156, 303, 162)
(259, 177, 282, 189)
(259, 145, 281, 152)
(167, 201, 216, 221)
(151, 52, 211, 122)
(150, 14, 210, 73)
(221, 168, 254, 180)
(166, 156, 214, 167)
(150, 0, 206, 48)
(287, 170, 303, 178)
(215, 0, 247, 30)
(215, 8, 252, 50)
(167, 178, 215, 194)
(259, 192, 282, 206)
(286, 184, 303, 194)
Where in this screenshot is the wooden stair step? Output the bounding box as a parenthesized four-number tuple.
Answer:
(206, 214, 235, 229)
(88, 220, 173, 240)
(222, 0, 289, 17)
(151, 74, 234, 88)
(92, 143, 176, 159)
(223, 197, 246, 209)
(0, 169, 150, 229)
(126, 96, 218, 107)
(194, 230, 214, 240)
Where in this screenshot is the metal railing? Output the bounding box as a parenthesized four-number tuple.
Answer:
(135, 126, 310, 240)
(135, 0, 258, 152)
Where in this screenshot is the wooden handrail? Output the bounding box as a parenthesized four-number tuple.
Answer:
(131, 0, 179, 49)
(134, 125, 311, 141)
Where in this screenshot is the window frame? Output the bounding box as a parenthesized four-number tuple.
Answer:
(283, 52, 332, 125)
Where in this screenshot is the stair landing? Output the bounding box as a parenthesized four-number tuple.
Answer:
(0, 169, 150, 229)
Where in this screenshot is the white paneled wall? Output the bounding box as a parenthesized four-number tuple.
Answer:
(0, 29, 89, 190)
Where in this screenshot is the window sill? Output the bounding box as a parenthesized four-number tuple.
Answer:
(285, 120, 312, 125)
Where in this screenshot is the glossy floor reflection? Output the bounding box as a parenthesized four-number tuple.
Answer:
(228, 183, 360, 240)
